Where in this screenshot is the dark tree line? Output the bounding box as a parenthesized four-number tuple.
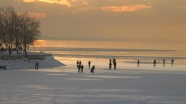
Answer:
(0, 6, 41, 55)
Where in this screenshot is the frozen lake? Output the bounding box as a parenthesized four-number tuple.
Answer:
(0, 67, 186, 104)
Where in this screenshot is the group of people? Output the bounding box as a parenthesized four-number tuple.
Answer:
(76, 60, 95, 73)
(34, 58, 175, 72)
(109, 58, 117, 69)
(76, 61, 84, 73)
(153, 59, 174, 66)
(137, 59, 174, 67)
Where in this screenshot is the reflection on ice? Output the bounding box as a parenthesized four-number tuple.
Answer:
(45, 74, 67, 76)
(25, 85, 53, 90)
(84, 89, 143, 92)
(67, 78, 100, 80)
(84, 75, 140, 79)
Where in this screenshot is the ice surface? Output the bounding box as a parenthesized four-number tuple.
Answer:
(0, 67, 186, 104)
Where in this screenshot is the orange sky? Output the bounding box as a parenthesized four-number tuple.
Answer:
(1, 0, 186, 42)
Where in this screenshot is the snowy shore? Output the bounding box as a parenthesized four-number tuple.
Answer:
(0, 52, 65, 70)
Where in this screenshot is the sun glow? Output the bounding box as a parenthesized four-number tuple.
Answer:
(29, 12, 46, 18)
(22, 0, 72, 7)
(33, 40, 46, 47)
(101, 5, 151, 12)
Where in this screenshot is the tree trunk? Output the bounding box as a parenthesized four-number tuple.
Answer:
(8, 48, 11, 55)
(24, 44, 27, 55)
(16, 49, 19, 54)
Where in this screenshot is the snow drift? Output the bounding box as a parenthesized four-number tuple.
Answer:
(0, 52, 65, 70)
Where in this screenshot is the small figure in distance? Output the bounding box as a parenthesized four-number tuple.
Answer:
(35, 61, 39, 70)
(88, 60, 91, 68)
(76, 61, 79, 68)
(91, 65, 95, 73)
(113, 58, 117, 69)
(153, 60, 156, 67)
(137, 60, 140, 67)
(109, 59, 112, 63)
(163, 59, 165, 66)
(79, 61, 82, 66)
(81, 65, 84, 73)
(171, 59, 174, 66)
(78, 64, 81, 73)
(109, 59, 112, 69)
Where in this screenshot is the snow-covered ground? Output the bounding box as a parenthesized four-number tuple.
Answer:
(0, 52, 65, 70)
(0, 66, 186, 104)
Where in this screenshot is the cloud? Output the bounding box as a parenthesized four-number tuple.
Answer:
(179, 5, 186, 10)
(20, 0, 151, 13)
(82, 1, 88, 6)
(144, 0, 152, 6)
(29, 12, 46, 18)
(22, 0, 72, 7)
(101, 5, 151, 12)
(182, 7, 186, 10)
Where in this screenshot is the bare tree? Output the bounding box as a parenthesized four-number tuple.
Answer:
(0, 6, 17, 55)
(14, 14, 23, 54)
(19, 12, 40, 55)
(0, 8, 3, 44)
(0, 6, 41, 55)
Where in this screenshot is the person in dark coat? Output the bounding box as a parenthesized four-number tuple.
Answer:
(81, 65, 84, 73)
(88, 60, 91, 68)
(109, 61, 112, 69)
(109, 59, 112, 64)
(79, 61, 82, 66)
(137, 60, 140, 67)
(76, 61, 79, 68)
(35, 61, 39, 70)
(153, 60, 156, 67)
(171, 59, 174, 66)
(109, 59, 112, 69)
(78, 64, 81, 73)
(113, 58, 116, 69)
(163, 59, 165, 66)
(91, 65, 95, 73)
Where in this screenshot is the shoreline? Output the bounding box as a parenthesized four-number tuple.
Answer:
(0, 52, 65, 70)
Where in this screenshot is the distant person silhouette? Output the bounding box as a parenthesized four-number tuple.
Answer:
(76, 61, 79, 68)
(113, 58, 116, 69)
(163, 59, 165, 66)
(109, 59, 112, 69)
(109, 59, 112, 63)
(35, 61, 39, 70)
(171, 59, 174, 66)
(109, 62, 112, 69)
(91, 65, 95, 73)
(137, 60, 140, 67)
(79, 61, 82, 66)
(81, 65, 84, 73)
(153, 60, 156, 67)
(88, 60, 91, 68)
(78, 64, 81, 73)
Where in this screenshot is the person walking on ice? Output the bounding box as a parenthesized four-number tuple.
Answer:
(153, 60, 156, 67)
(171, 59, 174, 66)
(113, 58, 117, 69)
(88, 60, 91, 68)
(91, 65, 95, 73)
(109, 59, 112, 69)
(81, 65, 84, 73)
(137, 60, 140, 67)
(35, 61, 39, 70)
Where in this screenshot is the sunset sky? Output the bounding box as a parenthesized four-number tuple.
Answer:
(1, 0, 186, 42)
